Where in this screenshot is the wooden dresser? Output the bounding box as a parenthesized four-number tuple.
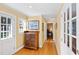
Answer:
(24, 31, 39, 49)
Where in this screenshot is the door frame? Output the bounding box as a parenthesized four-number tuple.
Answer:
(47, 23, 53, 40)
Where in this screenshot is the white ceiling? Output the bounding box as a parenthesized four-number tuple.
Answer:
(4, 3, 62, 19)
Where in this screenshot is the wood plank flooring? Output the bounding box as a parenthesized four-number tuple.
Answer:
(15, 40, 57, 55)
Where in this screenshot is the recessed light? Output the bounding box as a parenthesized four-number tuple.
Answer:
(25, 5, 32, 8)
(29, 6, 32, 8)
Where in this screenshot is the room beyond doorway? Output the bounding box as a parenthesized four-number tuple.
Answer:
(47, 23, 53, 40)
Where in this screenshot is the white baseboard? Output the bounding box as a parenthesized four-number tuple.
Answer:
(12, 45, 24, 54)
(39, 44, 43, 48)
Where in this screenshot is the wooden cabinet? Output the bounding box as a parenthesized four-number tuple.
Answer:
(24, 31, 39, 49)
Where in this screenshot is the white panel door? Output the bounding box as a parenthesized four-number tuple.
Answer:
(0, 13, 16, 55)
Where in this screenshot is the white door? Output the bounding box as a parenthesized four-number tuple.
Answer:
(0, 13, 16, 55)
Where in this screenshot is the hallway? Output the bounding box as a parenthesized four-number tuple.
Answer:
(15, 40, 57, 55)
(0, 3, 79, 55)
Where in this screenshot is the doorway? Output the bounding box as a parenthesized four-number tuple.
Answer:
(0, 13, 16, 55)
(47, 23, 53, 40)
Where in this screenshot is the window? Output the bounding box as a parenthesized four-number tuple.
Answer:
(67, 8, 69, 20)
(72, 3, 76, 18)
(64, 23, 66, 33)
(67, 22, 69, 34)
(64, 34, 66, 43)
(72, 37, 76, 54)
(0, 16, 11, 39)
(67, 35, 69, 47)
(64, 13, 66, 21)
(72, 19, 76, 36)
(63, 3, 77, 55)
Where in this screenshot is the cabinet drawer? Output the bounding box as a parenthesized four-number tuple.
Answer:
(24, 31, 39, 49)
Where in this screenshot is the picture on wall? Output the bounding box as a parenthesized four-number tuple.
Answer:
(19, 19, 23, 32)
(19, 19, 26, 32)
(55, 23, 57, 30)
(28, 20, 39, 30)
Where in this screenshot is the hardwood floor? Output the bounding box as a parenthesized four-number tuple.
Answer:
(15, 40, 57, 55)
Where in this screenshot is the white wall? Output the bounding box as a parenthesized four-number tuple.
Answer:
(44, 22, 47, 41)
